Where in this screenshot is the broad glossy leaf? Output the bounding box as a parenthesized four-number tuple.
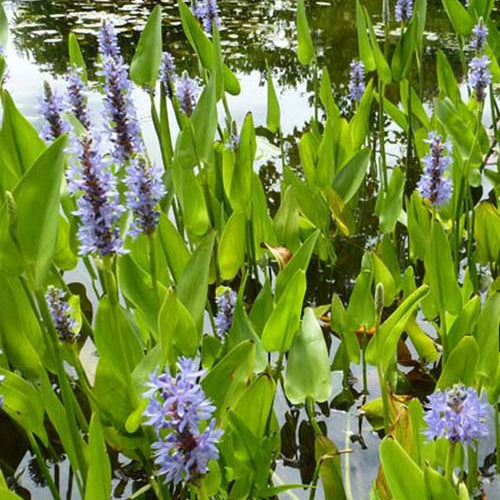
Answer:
(85, 415, 111, 500)
(266, 70, 280, 133)
(476, 292, 500, 383)
(437, 336, 479, 389)
(442, 0, 474, 35)
(436, 50, 461, 104)
(218, 210, 246, 280)
(375, 167, 404, 234)
(366, 285, 429, 371)
(262, 269, 307, 352)
(176, 232, 215, 334)
(380, 437, 426, 500)
(296, 0, 315, 65)
(319, 67, 340, 118)
(130, 5, 162, 88)
(157, 214, 190, 283)
(0, 135, 67, 284)
(425, 465, 460, 499)
(332, 147, 371, 204)
(284, 308, 332, 404)
(346, 268, 375, 333)
(349, 80, 374, 150)
(425, 221, 462, 315)
(474, 202, 500, 265)
(0, 369, 48, 445)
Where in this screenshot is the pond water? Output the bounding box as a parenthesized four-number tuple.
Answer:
(1, 0, 499, 499)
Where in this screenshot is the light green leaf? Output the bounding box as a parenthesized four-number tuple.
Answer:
(84, 415, 111, 500)
(218, 210, 246, 280)
(296, 0, 315, 65)
(437, 336, 479, 389)
(266, 69, 280, 133)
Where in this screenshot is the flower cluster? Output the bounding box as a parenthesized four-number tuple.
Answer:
(424, 385, 488, 444)
(143, 358, 223, 485)
(45, 286, 77, 342)
(395, 0, 413, 23)
(348, 60, 365, 103)
(125, 158, 166, 237)
(192, 0, 220, 33)
(176, 71, 199, 116)
(468, 55, 491, 102)
(471, 19, 488, 54)
(66, 68, 91, 130)
(40, 82, 68, 141)
(215, 288, 237, 336)
(417, 131, 453, 206)
(98, 21, 143, 163)
(159, 51, 176, 98)
(68, 135, 125, 256)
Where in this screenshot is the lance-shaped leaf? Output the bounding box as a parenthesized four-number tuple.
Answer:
(266, 69, 281, 133)
(296, 0, 315, 65)
(284, 308, 332, 404)
(84, 415, 111, 500)
(130, 5, 162, 88)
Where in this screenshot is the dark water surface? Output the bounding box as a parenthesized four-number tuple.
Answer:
(1, 0, 499, 498)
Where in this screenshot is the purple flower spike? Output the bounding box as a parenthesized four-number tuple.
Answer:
(395, 0, 413, 22)
(68, 135, 125, 256)
(98, 21, 143, 164)
(40, 82, 69, 141)
(348, 60, 365, 103)
(215, 288, 237, 336)
(143, 358, 223, 485)
(46, 286, 77, 342)
(471, 19, 488, 54)
(191, 0, 221, 33)
(159, 52, 177, 98)
(125, 158, 166, 237)
(417, 131, 453, 206)
(468, 55, 491, 102)
(424, 385, 488, 445)
(176, 72, 199, 116)
(66, 68, 90, 130)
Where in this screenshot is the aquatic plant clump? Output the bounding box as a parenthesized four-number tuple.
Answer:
(143, 358, 223, 485)
(125, 158, 166, 237)
(468, 55, 492, 102)
(424, 385, 488, 444)
(40, 82, 68, 141)
(417, 132, 453, 206)
(395, 0, 413, 23)
(98, 21, 143, 163)
(68, 135, 125, 256)
(45, 286, 77, 343)
(348, 60, 365, 103)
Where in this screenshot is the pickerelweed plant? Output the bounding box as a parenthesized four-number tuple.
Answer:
(0, 0, 499, 499)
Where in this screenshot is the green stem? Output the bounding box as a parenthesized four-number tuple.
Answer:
(28, 433, 62, 500)
(467, 444, 478, 494)
(306, 397, 323, 436)
(445, 441, 457, 484)
(148, 232, 158, 295)
(378, 80, 388, 191)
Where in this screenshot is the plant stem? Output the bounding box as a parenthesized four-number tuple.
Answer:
(306, 397, 323, 436)
(445, 441, 457, 484)
(467, 444, 478, 494)
(28, 433, 62, 500)
(148, 232, 158, 295)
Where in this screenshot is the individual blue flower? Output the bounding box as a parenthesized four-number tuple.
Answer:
(176, 71, 199, 116)
(98, 21, 143, 163)
(143, 358, 223, 485)
(46, 286, 77, 342)
(68, 135, 125, 256)
(424, 385, 488, 445)
(125, 158, 166, 237)
(215, 287, 237, 336)
(159, 51, 176, 98)
(471, 19, 488, 54)
(417, 131, 453, 206)
(468, 55, 491, 102)
(66, 68, 90, 130)
(191, 0, 220, 33)
(40, 82, 69, 141)
(348, 60, 365, 103)
(395, 0, 413, 22)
